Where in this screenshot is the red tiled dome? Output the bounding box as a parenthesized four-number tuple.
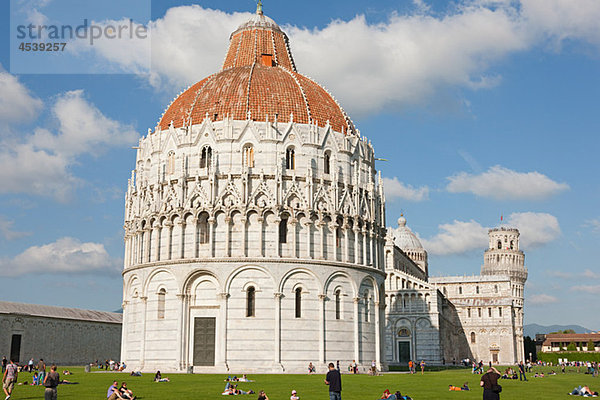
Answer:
(158, 8, 355, 135)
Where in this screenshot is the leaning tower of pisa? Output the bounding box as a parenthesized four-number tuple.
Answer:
(482, 227, 528, 362)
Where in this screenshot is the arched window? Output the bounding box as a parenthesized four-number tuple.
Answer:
(497, 241, 502, 249)
(494, 284, 498, 293)
(335, 290, 341, 320)
(471, 332, 476, 344)
(458, 286, 463, 295)
(198, 214, 209, 244)
(488, 307, 492, 317)
(467, 308, 471, 318)
(324, 151, 331, 174)
(478, 308, 482, 318)
(285, 147, 295, 170)
(167, 151, 176, 175)
(157, 288, 166, 319)
(336, 226, 342, 248)
(476, 285, 480, 294)
(246, 286, 255, 317)
(279, 217, 288, 243)
(498, 307, 503, 317)
(243, 144, 254, 168)
(295, 287, 302, 318)
(200, 146, 212, 168)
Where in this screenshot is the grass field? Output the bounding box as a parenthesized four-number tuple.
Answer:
(4, 366, 598, 399)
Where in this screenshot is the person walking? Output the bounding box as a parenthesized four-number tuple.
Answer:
(2, 358, 18, 400)
(43, 365, 60, 400)
(325, 362, 342, 400)
(480, 366, 501, 400)
(518, 361, 527, 381)
(420, 360, 426, 375)
(38, 359, 46, 386)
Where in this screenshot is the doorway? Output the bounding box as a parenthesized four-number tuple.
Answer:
(398, 341, 411, 364)
(193, 317, 215, 366)
(10, 334, 21, 362)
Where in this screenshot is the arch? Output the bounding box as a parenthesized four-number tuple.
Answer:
(324, 150, 331, 174)
(142, 267, 178, 297)
(278, 267, 322, 295)
(225, 264, 276, 294)
(285, 146, 295, 170)
(182, 269, 222, 295)
(470, 331, 476, 344)
(359, 274, 380, 299)
(323, 271, 357, 298)
(246, 286, 256, 317)
(242, 143, 255, 168)
(200, 145, 212, 168)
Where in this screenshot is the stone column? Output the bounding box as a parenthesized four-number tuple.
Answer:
(144, 228, 151, 263)
(193, 218, 199, 258)
(370, 230, 376, 267)
(176, 293, 187, 370)
(178, 221, 186, 259)
(319, 221, 325, 259)
(241, 216, 247, 257)
(304, 221, 313, 259)
(139, 296, 148, 369)
(208, 217, 216, 258)
(362, 228, 368, 266)
(274, 292, 283, 366)
(353, 227, 360, 264)
(343, 219, 350, 263)
(164, 222, 172, 260)
(375, 301, 382, 370)
(151, 225, 160, 262)
(289, 218, 298, 258)
(120, 300, 129, 361)
(274, 216, 282, 258)
(257, 216, 264, 257)
(331, 222, 339, 261)
(318, 294, 327, 364)
(224, 216, 232, 257)
(353, 297, 360, 363)
(217, 293, 230, 369)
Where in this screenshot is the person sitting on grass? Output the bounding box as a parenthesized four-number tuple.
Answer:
(154, 371, 169, 382)
(107, 380, 125, 400)
(129, 371, 142, 377)
(308, 362, 316, 374)
(381, 389, 392, 398)
(290, 389, 299, 400)
(257, 390, 269, 400)
(63, 370, 72, 375)
(448, 382, 470, 391)
(32, 371, 39, 385)
(534, 372, 545, 378)
(549, 370, 556, 375)
(239, 374, 253, 382)
(119, 381, 136, 400)
(393, 391, 412, 400)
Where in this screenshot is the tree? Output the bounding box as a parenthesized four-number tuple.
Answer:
(567, 342, 577, 351)
(588, 340, 596, 352)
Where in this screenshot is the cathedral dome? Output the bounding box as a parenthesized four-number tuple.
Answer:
(158, 7, 356, 135)
(394, 216, 423, 250)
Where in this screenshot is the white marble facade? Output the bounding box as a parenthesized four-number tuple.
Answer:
(121, 118, 387, 373)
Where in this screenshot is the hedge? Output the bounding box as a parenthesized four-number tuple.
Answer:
(537, 352, 600, 363)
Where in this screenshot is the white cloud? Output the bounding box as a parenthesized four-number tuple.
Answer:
(506, 212, 561, 248)
(529, 293, 559, 305)
(0, 67, 43, 125)
(582, 269, 600, 279)
(417, 211, 560, 255)
(383, 177, 429, 202)
(585, 218, 600, 232)
(420, 219, 489, 255)
(446, 165, 569, 200)
(0, 216, 31, 240)
(61, 1, 600, 116)
(570, 285, 600, 294)
(0, 237, 120, 277)
(0, 87, 139, 202)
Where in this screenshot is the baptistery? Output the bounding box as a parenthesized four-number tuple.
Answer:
(121, 4, 387, 373)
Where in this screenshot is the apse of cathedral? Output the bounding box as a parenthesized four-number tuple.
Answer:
(120, 4, 526, 373)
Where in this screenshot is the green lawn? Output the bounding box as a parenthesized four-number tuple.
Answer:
(5, 366, 598, 399)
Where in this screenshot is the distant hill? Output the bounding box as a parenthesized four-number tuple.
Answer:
(524, 323, 593, 338)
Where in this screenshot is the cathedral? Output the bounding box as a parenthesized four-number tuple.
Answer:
(120, 5, 526, 373)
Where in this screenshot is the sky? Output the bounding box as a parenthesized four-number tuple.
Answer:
(0, 0, 598, 332)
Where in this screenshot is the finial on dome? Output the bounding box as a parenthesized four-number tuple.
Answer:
(256, 0, 263, 15)
(398, 215, 407, 227)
